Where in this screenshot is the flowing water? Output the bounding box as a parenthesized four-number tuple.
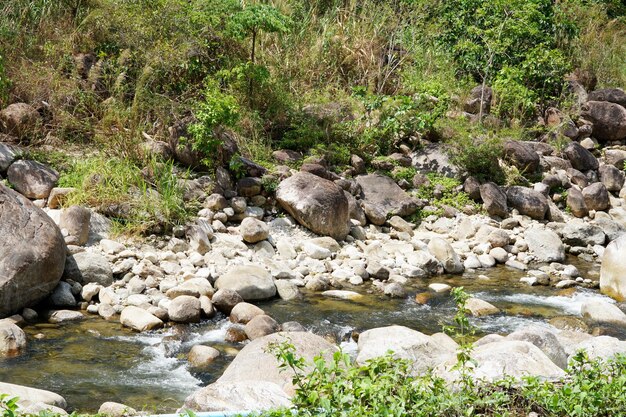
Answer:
(1, 259, 624, 413)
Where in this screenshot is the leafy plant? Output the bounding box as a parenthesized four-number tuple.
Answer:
(414, 174, 479, 217)
(0, 394, 18, 417)
(187, 78, 240, 167)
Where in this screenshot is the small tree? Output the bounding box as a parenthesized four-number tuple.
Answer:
(227, 2, 290, 100)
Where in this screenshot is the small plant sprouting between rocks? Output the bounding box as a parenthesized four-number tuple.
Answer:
(1, 394, 18, 417)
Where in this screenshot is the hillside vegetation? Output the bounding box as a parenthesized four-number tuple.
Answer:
(0, 0, 625, 231)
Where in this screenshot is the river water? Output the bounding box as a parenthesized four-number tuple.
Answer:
(1, 259, 624, 413)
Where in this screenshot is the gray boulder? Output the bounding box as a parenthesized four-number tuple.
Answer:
(562, 220, 606, 246)
(480, 182, 508, 218)
(215, 265, 276, 301)
(49, 281, 76, 307)
(0, 382, 66, 411)
(182, 381, 291, 413)
(588, 88, 626, 107)
(599, 165, 625, 192)
(505, 325, 568, 369)
(0, 184, 65, 318)
(563, 142, 599, 171)
(582, 101, 626, 141)
(582, 182, 610, 212)
(7, 160, 59, 199)
(168, 295, 201, 323)
(566, 187, 589, 218)
(581, 299, 626, 327)
(244, 314, 280, 340)
(524, 227, 565, 262)
(356, 173, 420, 225)
(276, 172, 350, 240)
(503, 141, 539, 172)
(357, 325, 455, 376)
(506, 186, 548, 220)
(427, 238, 463, 274)
(63, 252, 113, 286)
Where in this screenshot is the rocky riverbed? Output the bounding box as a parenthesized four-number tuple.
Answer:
(2, 87, 626, 414)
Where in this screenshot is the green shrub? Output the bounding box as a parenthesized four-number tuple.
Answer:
(187, 79, 240, 167)
(414, 173, 478, 217)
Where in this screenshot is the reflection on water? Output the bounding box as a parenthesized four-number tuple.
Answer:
(1, 259, 622, 413)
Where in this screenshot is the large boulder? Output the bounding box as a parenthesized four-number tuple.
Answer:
(505, 325, 568, 369)
(563, 142, 599, 171)
(582, 101, 626, 141)
(0, 382, 67, 411)
(566, 187, 589, 218)
(276, 172, 350, 240)
(562, 220, 605, 246)
(435, 341, 565, 383)
(63, 252, 113, 286)
(214, 265, 276, 301)
(356, 174, 420, 225)
(356, 325, 455, 375)
(569, 336, 626, 363)
(0, 184, 66, 318)
(600, 235, 626, 301)
(524, 227, 565, 262)
(506, 186, 548, 220)
(503, 141, 539, 172)
(182, 381, 291, 413)
(0, 103, 40, 137)
(217, 332, 337, 393)
(479, 182, 508, 218)
(7, 160, 59, 199)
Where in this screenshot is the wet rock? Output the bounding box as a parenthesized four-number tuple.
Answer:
(0, 184, 66, 317)
(244, 315, 280, 340)
(188, 345, 220, 369)
(63, 252, 113, 286)
(465, 298, 499, 317)
(506, 186, 548, 220)
(48, 310, 84, 323)
(356, 173, 419, 225)
(563, 142, 599, 171)
(581, 101, 626, 142)
(0, 321, 27, 356)
(479, 182, 507, 218)
(215, 265, 277, 301)
(357, 325, 454, 375)
(582, 182, 610, 212)
(276, 172, 350, 240)
(120, 306, 163, 332)
(524, 227, 565, 262)
(600, 235, 626, 301)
